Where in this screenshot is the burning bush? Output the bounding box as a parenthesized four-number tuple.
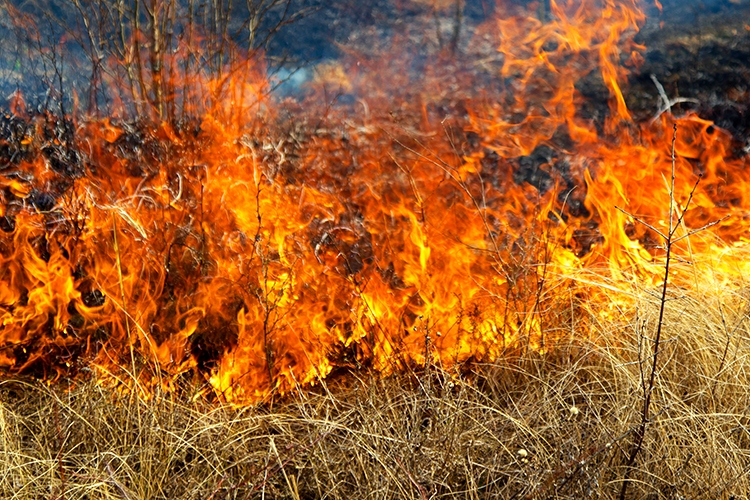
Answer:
(0, 0, 747, 413)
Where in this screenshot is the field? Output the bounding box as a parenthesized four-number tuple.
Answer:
(3, 278, 750, 498)
(3, 0, 750, 498)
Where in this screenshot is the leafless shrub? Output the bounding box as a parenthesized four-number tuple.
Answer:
(0, 0, 308, 123)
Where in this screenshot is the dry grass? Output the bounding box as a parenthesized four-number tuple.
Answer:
(1, 281, 750, 499)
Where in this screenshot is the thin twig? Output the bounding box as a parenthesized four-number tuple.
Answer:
(618, 122, 724, 499)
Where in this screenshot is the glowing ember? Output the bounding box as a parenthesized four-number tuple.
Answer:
(1, 0, 748, 402)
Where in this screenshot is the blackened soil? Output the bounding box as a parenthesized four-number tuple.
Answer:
(629, 0, 750, 147)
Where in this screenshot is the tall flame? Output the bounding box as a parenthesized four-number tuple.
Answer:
(1, 0, 748, 402)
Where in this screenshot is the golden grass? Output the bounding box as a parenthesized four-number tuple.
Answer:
(1, 281, 750, 499)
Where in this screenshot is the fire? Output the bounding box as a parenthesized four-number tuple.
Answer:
(1, 0, 748, 402)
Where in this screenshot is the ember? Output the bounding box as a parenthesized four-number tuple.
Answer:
(1, 0, 749, 403)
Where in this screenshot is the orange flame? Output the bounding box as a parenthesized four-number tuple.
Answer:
(1, 0, 748, 403)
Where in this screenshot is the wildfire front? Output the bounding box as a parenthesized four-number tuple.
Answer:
(1, 0, 749, 404)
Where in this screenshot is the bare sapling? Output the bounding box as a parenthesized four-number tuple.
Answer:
(617, 123, 728, 499)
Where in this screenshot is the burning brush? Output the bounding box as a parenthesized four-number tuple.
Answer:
(0, 0, 749, 404)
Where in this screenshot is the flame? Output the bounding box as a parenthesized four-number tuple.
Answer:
(1, 0, 749, 402)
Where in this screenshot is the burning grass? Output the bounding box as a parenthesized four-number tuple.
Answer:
(2, 279, 750, 499)
(4, 0, 750, 402)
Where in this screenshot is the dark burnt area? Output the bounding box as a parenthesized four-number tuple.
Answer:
(40, 117, 84, 178)
(189, 327, 236, 372)
(0, 114, 35, 168)
(572, 223, 604, 258)
(507, 129, 590, 221)
(629, 1, 750, 145)
(307, 212, 375, 277)
(29, 189, 56, 212)
(3, 320, 88, 382)
(511, 145, 558, 194)
(81, 289, 105, 308)
(0, 215, 15, 232)
(42, 145, 83, 179)
(187, 296, 246, 372)
(110, 124, 171, 178)
(575, 71, 611, 131)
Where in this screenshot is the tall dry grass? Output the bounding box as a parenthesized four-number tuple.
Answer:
(1, 274, 749, 499)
